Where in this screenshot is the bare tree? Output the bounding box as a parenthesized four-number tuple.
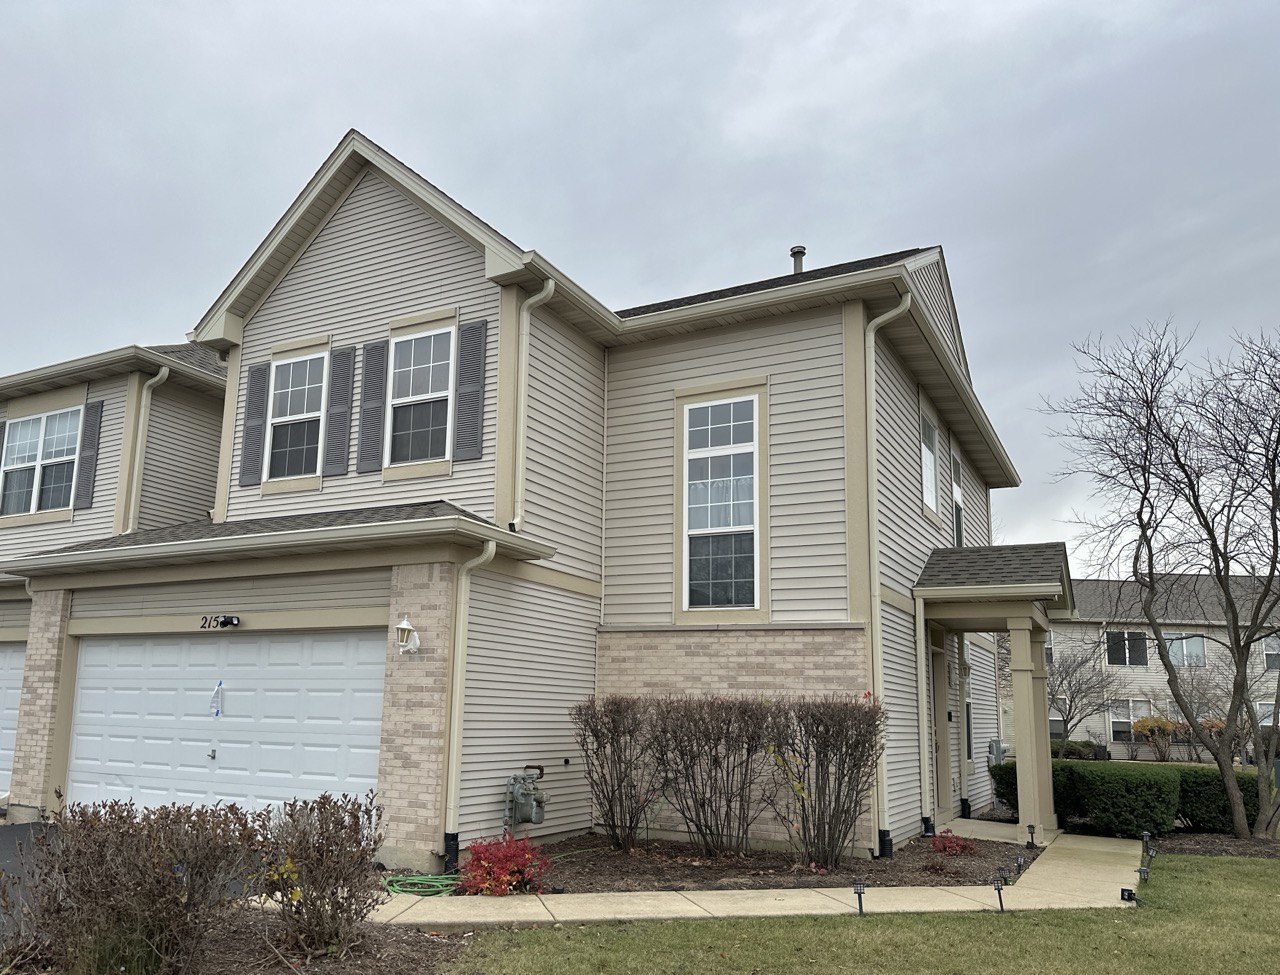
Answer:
(1046, 644, 1130, 755)
(1049, 323, 1280, 839)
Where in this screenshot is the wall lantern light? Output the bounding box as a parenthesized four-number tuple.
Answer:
(396, 615, 421, 654)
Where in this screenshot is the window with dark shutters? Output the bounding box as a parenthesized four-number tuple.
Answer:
(72, 400, 103, 510)
(356, 340, 388, 473)
(322, 346, 355, 477)
(452, 320, 487, 462)
(239, 363, 271, 487)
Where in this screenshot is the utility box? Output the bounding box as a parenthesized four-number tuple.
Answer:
(505, 766, 548, 826)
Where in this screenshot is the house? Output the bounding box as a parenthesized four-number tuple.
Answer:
(0, 344, 225, 797)
(0, 130, 1067, 866)
(1049, 577, 1280, 758)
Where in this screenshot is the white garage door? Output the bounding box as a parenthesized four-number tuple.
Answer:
(67, 630, 386, 808)
(0, 642, 25, 795)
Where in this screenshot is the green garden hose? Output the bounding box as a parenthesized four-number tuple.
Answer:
(383, 848, 590, 897)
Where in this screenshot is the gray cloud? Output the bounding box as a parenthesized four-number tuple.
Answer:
(2, 1, 1276, 571)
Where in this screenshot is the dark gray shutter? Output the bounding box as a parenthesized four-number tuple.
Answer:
(1106, 631, 1127, 666)
(322, 346, 355, 477)
(1128, 632, 1148, 666)
(356, 340, 389, 473)
(72, 400, 104, 510)
(452, 320, 488, 462)
(239, 363, 271, 487)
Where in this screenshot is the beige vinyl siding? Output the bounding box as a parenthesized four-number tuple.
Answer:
(136, 385, 223, 531)
(0, 599, 30, 629)
(944, 633, 962, 819)
(604, 308, 849, 624)
(957, 446, 991, 546)
(910, 259, 967, 379)
(459, 571, 598, 842)
(967, 642, 998, 809)
(70, 568, 391, 618)
(881, 602, 923, 841)
(521, 310, 605, 580)
(874, 336, 954, 596)
(225, 168, 500, 521)
(0, 375, 128, 556)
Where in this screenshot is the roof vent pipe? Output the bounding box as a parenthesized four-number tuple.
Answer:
(790, 245, 806, 273)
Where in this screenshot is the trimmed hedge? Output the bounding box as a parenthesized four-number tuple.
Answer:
(1177, 765, 1259, 833)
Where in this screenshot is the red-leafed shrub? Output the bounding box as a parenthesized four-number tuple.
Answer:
(930, 828, 977, 857)
(458, 833, 551, 896)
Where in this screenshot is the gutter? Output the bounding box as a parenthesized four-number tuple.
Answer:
(0, 347, 223, 401)
(863, 293, 913, 855)
(2, 515, 554, 578)
(509, 279, 556, 532)
(124, 367, 169, 532)
(442, 539, 497, 870)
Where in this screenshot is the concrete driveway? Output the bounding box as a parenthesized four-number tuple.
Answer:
(0, 822, 46, 877)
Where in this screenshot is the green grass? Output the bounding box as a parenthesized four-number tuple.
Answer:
(447, 856, 1280, 975)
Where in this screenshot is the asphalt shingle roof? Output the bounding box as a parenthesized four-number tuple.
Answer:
(34, 501, 489, 558)
(614, 248, 928, 319)
(146, 342, 227, 378)
(1071, 576, 1270, 624)
(915, 543, 1070, 589)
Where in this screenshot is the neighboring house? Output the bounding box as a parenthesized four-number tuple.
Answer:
(0, 130, 1067, 866)
(1050, 577, 1280, 759)
(0, 344, 225, 796)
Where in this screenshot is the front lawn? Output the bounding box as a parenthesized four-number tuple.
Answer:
(448, 855, 1279, 975)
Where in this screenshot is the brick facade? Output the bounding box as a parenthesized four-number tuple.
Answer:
(8, 588, 73, 821)
(376, 561, 455, 868)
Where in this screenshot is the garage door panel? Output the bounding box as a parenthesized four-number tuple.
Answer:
(67, 631, 385, 809)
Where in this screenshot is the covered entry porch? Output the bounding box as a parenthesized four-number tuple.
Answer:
(913, 543, 1076, 841)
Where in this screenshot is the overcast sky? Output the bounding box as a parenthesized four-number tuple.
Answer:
(2, 1, 1276, 570)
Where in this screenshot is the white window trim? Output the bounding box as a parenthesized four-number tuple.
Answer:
(682, 393, 760, 612)
(1110, 698, 1152, 741)
(1166, 632, 1206, 668)
(383, 324, 457, 469)
(1105, 629, 1149, 667)
(951, 452, 964, 546)
(264, 352, 329, 482)
(0, 406, 83, 516)
(920, 414, 939, 512)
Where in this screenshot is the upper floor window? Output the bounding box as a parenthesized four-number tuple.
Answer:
(1105, 630, 1148, 667)
(1264, 636, 1279, 672)
(1166, 632, 1206, 668)
(388, 327, 453, 465)
(1044, 629, 1054, 666)
(267, 354, 327, 479)
(951, 453, 964, 547)
(0, 407, 82, 515)
(920, 415, 938, 511)
(685, 396, 757, 609)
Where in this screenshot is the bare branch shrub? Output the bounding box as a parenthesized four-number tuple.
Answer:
(253, 791, 385, 959)
(650, 696, 776, 856)
(1, 800, 257, 974)
(766, 694, 885, 870)
(1045, 642, 1130, 755)
(571, 695, 663, 852)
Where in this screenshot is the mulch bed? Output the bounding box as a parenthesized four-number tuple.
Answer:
(1156, 832, 1280, 859)
(539, 831, 1042, 892)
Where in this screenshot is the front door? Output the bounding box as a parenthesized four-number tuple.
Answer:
(931, 649, 952, 820)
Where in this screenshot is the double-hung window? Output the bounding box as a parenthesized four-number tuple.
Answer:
(1264, 636, 1280, 672)
(685, 396, 757, 609)
(920, 415, 939, 511)
(951, 453, 964, 546)
(1044, 629, 1054, 666)
(267, 354, 327, 479)
(1166, 632, 1206, 667)
(0, 408, 82, 515)
(1105, 630, 1148, 667)
(388, 327, 453, 465)
(1049, 695, 1068, 740)
(1110, 698, 1151, 742)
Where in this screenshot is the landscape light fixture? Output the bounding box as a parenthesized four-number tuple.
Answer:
(1026, 824, 1037, 849)
(992, 876, 1005, 913)
(1142, 831, 1151, 856)
(996, 866, 1011, 883)
(1015, 856, 1027, 874)
(395, 615, 421, 654)
(1137, 866, 1150, 882)
(853, 880, 866, 917)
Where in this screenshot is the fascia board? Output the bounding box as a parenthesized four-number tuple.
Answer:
(0, 348, 224, 401)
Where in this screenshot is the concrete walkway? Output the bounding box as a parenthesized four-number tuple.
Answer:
(373, 832, 1143, 930)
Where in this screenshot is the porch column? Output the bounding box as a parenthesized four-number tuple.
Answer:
(1008, 620, 1053, 837)
(1030, 630, 1058, 830)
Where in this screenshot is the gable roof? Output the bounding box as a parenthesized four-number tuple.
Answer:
(1071, 576, 1273, 626)
(915, 543, 1075, 613)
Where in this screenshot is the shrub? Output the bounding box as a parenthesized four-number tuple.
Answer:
(457, 832, 550, 896)
(253, 791, 385, 959)
(1176, 765, 1260, 833)
(650, 695, 776, 856)
(1133, 715, 1177, 762)
(930, 828, 976, 856)
(991, 760, 1180, 837)
(0, 800, 257, 975)
(1055, 739, 1100, 760)
(571, 695, 663, 852)
(765, 693, 885, 870)
(989, 760, 1077, 818)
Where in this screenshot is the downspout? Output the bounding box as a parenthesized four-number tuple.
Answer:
(509, 279, 556, 532)
(125, 367, 170, 533)
(442, 539, 497, 871)
(863, 293, 912, 856)
(958, 635, 971, 817)
(914, 595, 933, 834)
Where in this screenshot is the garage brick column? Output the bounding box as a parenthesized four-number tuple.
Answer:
(8, 588, 73, 822)
(376, 562, 455, 869)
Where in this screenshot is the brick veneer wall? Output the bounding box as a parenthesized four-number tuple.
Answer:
(8, 588, 73, 821)
(376, 561, 455, 869)
(596, 625, 874, 849)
